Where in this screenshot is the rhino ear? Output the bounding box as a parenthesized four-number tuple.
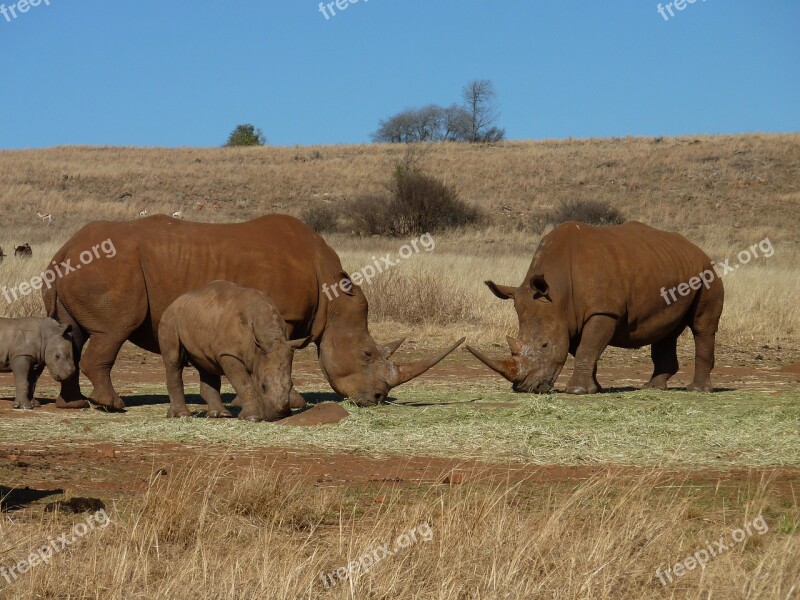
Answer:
(485, 281, 515, 300)
(331, 271, 355, 297)
(530, 275, 551, 301)
(59, 324, 73, 338)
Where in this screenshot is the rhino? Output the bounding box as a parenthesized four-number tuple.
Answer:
(43, 214, 464, 411)
(159, 281, 309, 422)
(0, 317, 75, 409)
(467, 221, 724, 394)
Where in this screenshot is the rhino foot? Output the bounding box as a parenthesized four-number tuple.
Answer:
(12, 402, 34, 410)
(687, 381, 713, 393)
(565, 383, 599, 395)
(56, 397, 91, 409)
(240, 414, 263, 423)
(643, 380, 668, 391)
(207, 409, 233, 418)
(166, 407, 191, 418)
(90, 394, 126, 412)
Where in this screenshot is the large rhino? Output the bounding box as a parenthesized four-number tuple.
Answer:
(43, 214, 464, 410)
(467, 221, 724, 394)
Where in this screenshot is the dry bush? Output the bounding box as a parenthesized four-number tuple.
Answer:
(546, 198, 625, 226)
(348, 171, 483, 236)
(301, 204, 340, 233)
(2, 464, 797, 598)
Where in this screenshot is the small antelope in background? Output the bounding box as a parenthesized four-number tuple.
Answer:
(14, 243, 32, 259)
(172, 211, 183, 219)
(138, 210, 148, 218)
(37, 212, 52, 226)
(0, 247, 6, 264)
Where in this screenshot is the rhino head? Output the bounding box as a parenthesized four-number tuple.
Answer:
(44, 323, 76, 383)
(467, 276, 570, 393)
(317, 273, 464, 406)
(251, 333, 311, 421)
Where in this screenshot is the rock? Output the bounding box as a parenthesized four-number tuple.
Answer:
(277, 403, 348, 427)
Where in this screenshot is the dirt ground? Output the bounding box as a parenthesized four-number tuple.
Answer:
(1, 341, 798, 513)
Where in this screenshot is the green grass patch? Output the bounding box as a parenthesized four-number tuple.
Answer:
(1, 382, 798, 467)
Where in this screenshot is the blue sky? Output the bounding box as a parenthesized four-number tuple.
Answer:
(0, 0, 797, 148)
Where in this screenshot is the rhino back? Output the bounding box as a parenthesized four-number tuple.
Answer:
(164, 281, 285, 372)
(50, 215, 336, 352)
(529, 221, 720, 339)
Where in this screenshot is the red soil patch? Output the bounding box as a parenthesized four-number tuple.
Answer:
(1, 442, 798, 506)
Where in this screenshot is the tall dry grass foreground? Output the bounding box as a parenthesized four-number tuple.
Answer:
(0, 464, 797, 599)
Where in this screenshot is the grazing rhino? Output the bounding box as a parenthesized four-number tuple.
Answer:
(467, 221, 724, 394)
(44, 214, 464, 411)
(159, 281, 310, 422)
(0, 317, 75, 409)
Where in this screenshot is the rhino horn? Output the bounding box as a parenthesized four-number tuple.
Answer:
(466, 345, 520, 382)
(382, 337, 406, 357)
(388, 337, 465, 388)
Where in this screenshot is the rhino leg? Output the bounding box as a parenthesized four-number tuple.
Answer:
(687, 330, 716, 392)
(644, 331, 681, 390)
(53, 303, 90, 409)
(164, 366, 191, 418)
(81, 333, 127, 411)
(218, 356, 263, 422)
(27, 363, 44, 408)
(566, 315, 617, 395)
(199, 370, 232, 418)
(161, 336, 191, 418)
(290, 387, 307, 410)
(687, 286, 721, 393)
(11, 357, 36, 409)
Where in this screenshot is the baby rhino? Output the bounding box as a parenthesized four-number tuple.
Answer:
(0, 318, 75, 409)
(158, 281, 310, 422)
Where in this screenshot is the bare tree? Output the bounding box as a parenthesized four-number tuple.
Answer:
(373, 80, 505, 144)
(441, 104, 472, 141)
(373, 109, 420, 143)
(461, 79, 505, 143)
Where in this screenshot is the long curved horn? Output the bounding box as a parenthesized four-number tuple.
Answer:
(389, 337, 465, 388)
(466, 345, 520, 382)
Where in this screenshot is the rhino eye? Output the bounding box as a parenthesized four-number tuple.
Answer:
(55, 354, 61, 359)
(541, 342, 549, 349)
(361, 350, 373, 360)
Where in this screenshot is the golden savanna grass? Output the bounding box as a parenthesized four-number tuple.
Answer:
(0, 134, 799, 347)
(1, 136, 799, 599)
(0, 464, 797, 599)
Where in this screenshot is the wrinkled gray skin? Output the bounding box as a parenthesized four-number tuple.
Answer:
(0, 317, 75, 409)
(158, 281, 311, 422)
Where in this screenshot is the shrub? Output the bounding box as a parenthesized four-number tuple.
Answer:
(349, 171, 482, 236)
(301, 204, 339, 233)
(546, 198, 624, 226)
(225, 124, 266, 147)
